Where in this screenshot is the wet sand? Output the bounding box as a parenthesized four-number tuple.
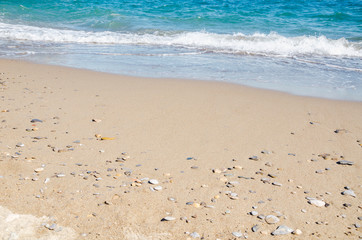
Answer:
(0, 59, 361, 239)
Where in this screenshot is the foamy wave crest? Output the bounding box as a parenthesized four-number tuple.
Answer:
(0, 22, 361, 57)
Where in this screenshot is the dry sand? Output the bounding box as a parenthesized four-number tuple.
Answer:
(0, 59, 361, 239)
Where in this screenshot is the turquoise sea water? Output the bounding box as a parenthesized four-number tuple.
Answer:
(0, 0, 361, 100)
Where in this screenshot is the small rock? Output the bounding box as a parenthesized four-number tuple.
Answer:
(252, 225, 259, 232)
(249, 156, 259, 161)
(336, 160, 354, 166)
(334, 129, 348, 134)
(308, 199, 325, 207)
(265, 215, 280, 224)
(213, 168, 222, 174)
(161, 216, 176, 221)
(45, 223, 57, 230)
(249, 211, 258, 216)
(189, 232, 200, 238)
(342, 190, 356, 197)
(56, 174, 65, 178)
(271, 225, 293, 236)
(228, 192, 239, 200)
(34, 168, 44, 173)
(16, 143, 24, 147)
(292, 229, 302, 235)
(192, 203, 200, 208)
(149, 179, 159, 185)
(31, 119, 43, 123)
(272, 182, 282, 187)
(265, 162, 273, 167)
(153, 186, 163, 191)
(232, 232, 243, 238)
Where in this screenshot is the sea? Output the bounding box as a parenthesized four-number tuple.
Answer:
(0, 0, 361, 101)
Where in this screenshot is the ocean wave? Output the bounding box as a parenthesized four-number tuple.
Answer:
(0, 22, 361, 58)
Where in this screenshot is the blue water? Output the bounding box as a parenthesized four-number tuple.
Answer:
(0, 0, 361, 100)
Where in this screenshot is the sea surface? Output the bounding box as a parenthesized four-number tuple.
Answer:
(0, 0, 361, 101)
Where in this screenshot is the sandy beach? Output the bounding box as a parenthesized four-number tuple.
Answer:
(0, 58, 361, 239)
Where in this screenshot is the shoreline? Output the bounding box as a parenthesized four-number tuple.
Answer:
(2, 57, 361, 103)
(0, 58, 361, 239)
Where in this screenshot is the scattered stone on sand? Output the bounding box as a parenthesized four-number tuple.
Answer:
(16, 143, 24, 147)
(30, 118, 43, 123)
(265, 215, 280, 224)
(272, 182, 282, 187)
(308, 198, 326, 207)
(265, 162, 273, 167)
(152, 186, 163, 191)
(336, 160, 354, 166)
(34, 168, 44, 173)
(249, 156, 259, 161)
(249, 211, 258, 216)
(292, 229, 302, 235)
(334, 129, 348, 134)
(271, 225, 294, 236)
(268, 173, 277, 178)
(252, 225, 259, 232)
(227, 192, 239, 200)
(161, 216, 176, 221)
(189, 232, 200, 238)
(341, 189, 356, 197)
(148, 179, 159, 185)
(92, 118, 102, 123)
(232, 231, 243, 238)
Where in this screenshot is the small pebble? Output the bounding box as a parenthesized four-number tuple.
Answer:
(272, 182, 282, 187)
(152, 186, 163, 191)
(265, 215, 280, 224)
(31, 118, 43, 123)
(271, 225, 293, 236)
(292, 229, 302, 235)
(149, 179, 159, 185)
(161, 216, 176, 221)
(341, 190, 356, 197)
(189, 232, 200, 238)
(34, 168, 44, 173)
(252, 225, 259, 232)
(249, 211, 258, 216)
(232, 232, 243, 238)
(336, 160, 354, 166)
(249, 156, 259, 161)
(308, 199, 325, 207)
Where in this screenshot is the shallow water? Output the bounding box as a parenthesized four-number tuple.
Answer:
(0, 0, 361, 100)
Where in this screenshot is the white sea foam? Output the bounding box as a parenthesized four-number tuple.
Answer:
(0, 22, 361, 58)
